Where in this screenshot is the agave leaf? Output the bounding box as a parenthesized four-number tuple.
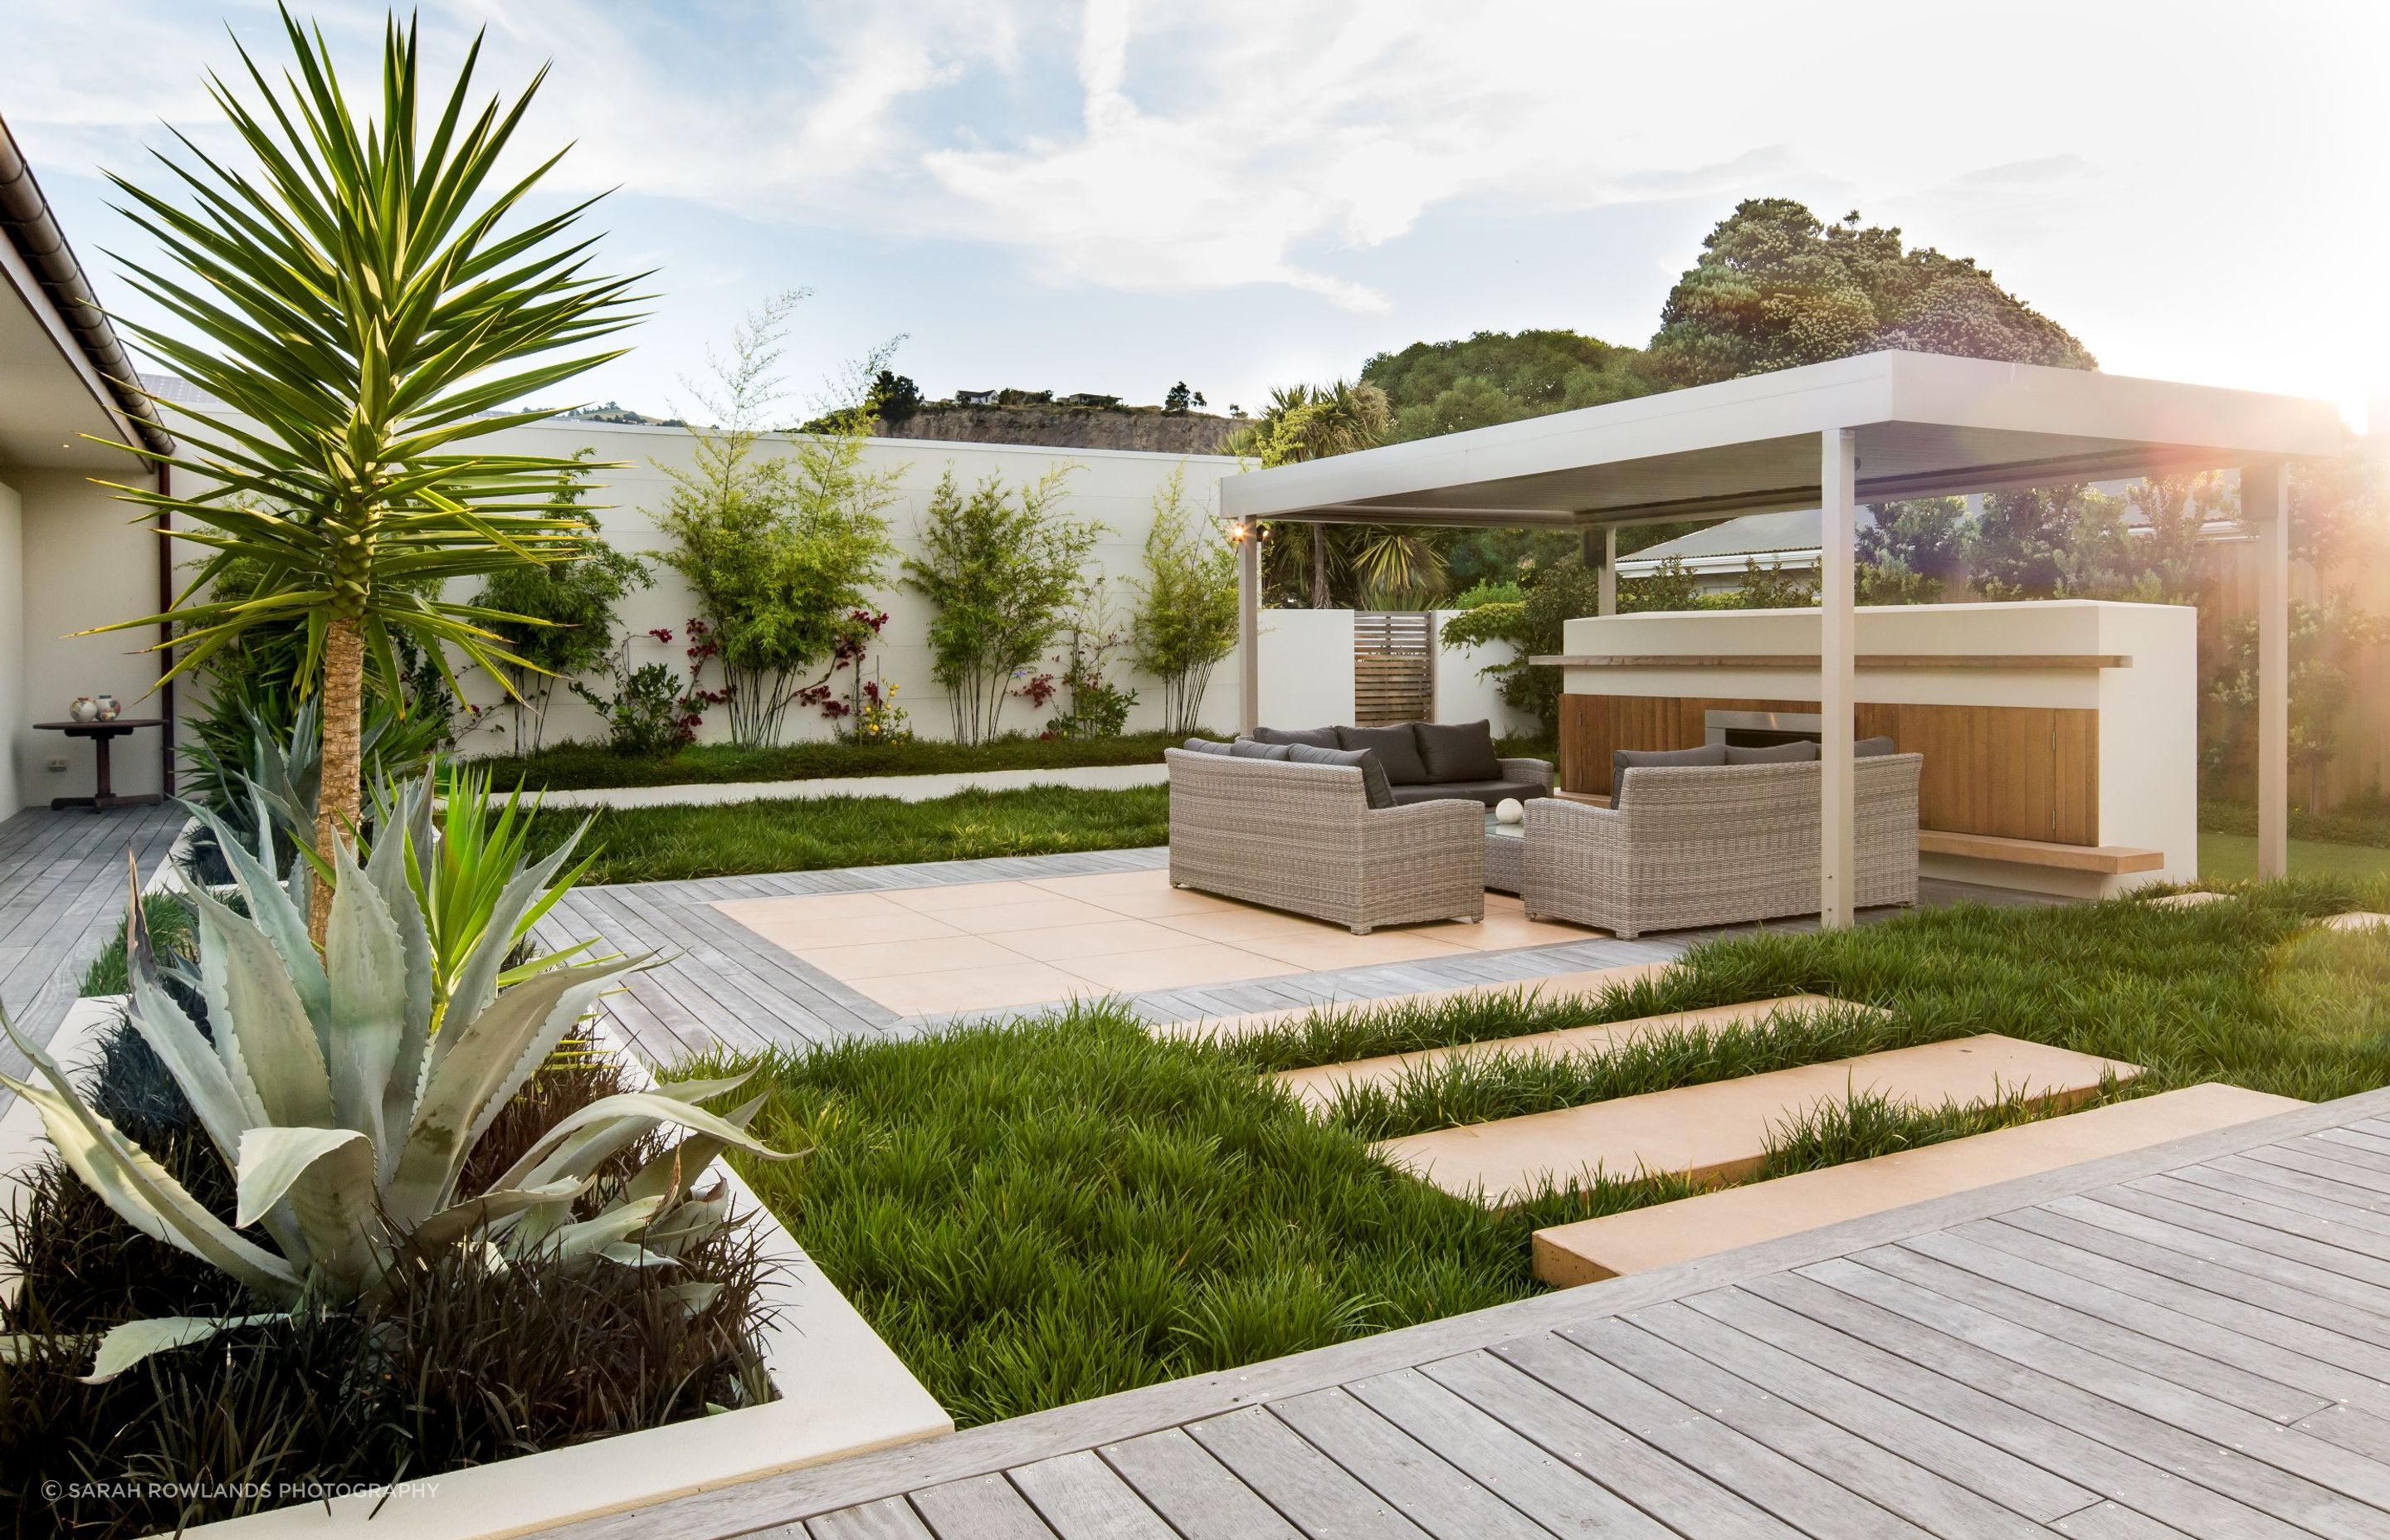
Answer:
(188, 882, 335, 1129)
(180, 801, 329, 1024)
(324, 836, 407, 1149)
(410, 1178, 583, 1253)
(622, 1093, 771, 1209)
(519, 1193, 662, 1262)
(661, 1281, 721, 1316)
(596, 1240, 677, 1268)
(234, 1126, 371, 1228)
(81, 1313, 290, 1384)
(386, 956, 637, 1223)
(0, 1020, 300, 1302)
(365, 777, 437, 1167)
(496, 1087, 793, 1199)
(124, 873, 253, 1167)
(499, 1073, 757, 1193)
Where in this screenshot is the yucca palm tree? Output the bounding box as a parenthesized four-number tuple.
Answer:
(90, 7, 644, 943)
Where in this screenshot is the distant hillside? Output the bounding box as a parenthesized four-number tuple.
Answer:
(874, 403, 1241, 454)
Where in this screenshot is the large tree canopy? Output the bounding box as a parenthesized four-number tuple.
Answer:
(1646, 198, 2096, 387)
(1360, 329, 1658, 441)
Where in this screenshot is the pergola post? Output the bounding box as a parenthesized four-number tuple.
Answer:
(2246, 461, 2290, 879)
(1819, 429, 1857, 928)
(1236, 516, 1261, 736)
(1597, 524, 1618, 616)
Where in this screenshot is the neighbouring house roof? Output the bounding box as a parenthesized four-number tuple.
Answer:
(0, 112, 172, 457)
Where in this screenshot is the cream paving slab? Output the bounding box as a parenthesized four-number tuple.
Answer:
(1232, 928, 1476, 971)
(1373, 1033, 2144, 1206)
(2321, 911, 2390, 932)
(1058, 943, 1306, 994)
(1529, 1082, 2306, 1285)
(941, 895, 1123, 933)
(1055, 883, 1246, 919)
(1147, 962, 1679, 1045)
(998, 919, 1206, 962)
(858, 961, 1092, 1016)
(718, 906, 966, 949)
(1149, 907, 1343, 943)
(1272, 995, 1872, 1113)
(1436, 913, 1596, 951)
(882, 880, 1050, 914)
(788, 933, 1022, 982)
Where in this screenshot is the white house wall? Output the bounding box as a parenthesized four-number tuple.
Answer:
(0, 475, 21, 813)
(10, 467, 166, 807)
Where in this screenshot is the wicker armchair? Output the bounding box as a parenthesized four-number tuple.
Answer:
(1165, 749, 1485, 933)
(1522, 754, 1921, 938)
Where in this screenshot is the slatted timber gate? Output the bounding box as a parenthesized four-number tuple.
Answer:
(1354, 611, 1433, 725)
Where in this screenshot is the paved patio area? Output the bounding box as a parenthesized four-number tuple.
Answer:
(542, 848, 2051, 1064)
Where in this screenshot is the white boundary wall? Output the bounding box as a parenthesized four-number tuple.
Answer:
(1432, 608, 1539, 738)
(1253, 607, 1355, 729)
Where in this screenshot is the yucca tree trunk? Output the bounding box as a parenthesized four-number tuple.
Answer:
(310, 614, 367, 945)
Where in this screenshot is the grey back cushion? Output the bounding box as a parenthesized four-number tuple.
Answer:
(1285, 742, 1394, 808)
(1856, 735, 1899, 757)
(1611, 743, 1727, 809)
(1336, 724, 1431, 785)
(1252, 725, 1344, 751)
(1228, 738, 1294, 760)
(1415, 719, 1503, 782)
(1725, 740, 1819, 765)
(1180, 737, 1236, 756)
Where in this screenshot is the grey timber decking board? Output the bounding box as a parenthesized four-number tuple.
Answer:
(0, 803, 185, 1091)
(533, 1087, 2390, 1540)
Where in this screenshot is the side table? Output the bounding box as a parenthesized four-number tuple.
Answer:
(35, 719, 165, 811)
(1485, 816, 1527, 894)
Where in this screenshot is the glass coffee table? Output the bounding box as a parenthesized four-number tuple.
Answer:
(1484, 811, 1526, 894)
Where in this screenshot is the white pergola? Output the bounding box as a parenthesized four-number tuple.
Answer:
(1221, 350, 2345, 926)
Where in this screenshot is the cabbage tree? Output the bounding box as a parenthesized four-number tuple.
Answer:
(89, 7, 644, 943)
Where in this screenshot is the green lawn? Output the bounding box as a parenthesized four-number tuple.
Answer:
(713, 876, 2390, 1426)
(2199, 831, 2390, 882)
(485, 731, 1202, 793)
(534, 784, 1170, 884)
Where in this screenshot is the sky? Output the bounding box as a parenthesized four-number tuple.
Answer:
(8, 0, 2387, 430)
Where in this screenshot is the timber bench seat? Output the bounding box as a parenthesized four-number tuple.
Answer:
(1917, 828, 2163, 874)
(1530, 1082, 2305, 1285)
(1372, 1032, 2140, 1205)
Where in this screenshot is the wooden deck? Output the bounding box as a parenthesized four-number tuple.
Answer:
(543, 849, 2046, 1063)
(544, 1086, 2390, 1540)
(0, 802, 184, 1078)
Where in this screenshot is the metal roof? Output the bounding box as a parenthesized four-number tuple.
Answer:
(1218, 350, 2344, 529)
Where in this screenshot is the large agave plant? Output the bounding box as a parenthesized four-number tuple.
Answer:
(1, 769, 791, 1382)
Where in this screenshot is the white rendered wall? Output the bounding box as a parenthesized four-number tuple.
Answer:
(11, 468, 169, 807)
(1557, 600, 2197, 897)
(165, 409, 1244, 755)
(1432, 609, 1538, 737)
(0, 476, 20, 813)
(1254, 608, 1355, 729)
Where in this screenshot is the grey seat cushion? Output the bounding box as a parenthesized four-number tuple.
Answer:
(1856, 735, 1899, 757)
(1726, 740, 1819, 764)
(1285, 742, 1394, 808)
(1252, 725, 1344, 751)
(1337, 724, 1431, 785)
(1181, 737, 1236, 756)
(1612, 743, 1728, 809)
(1389, 777, 1548, 808)
(1415, 719, 1504, 782)
(1229, 738, 1294, 760)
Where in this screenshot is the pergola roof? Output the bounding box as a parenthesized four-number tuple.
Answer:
(1219, 350, 2344, 529)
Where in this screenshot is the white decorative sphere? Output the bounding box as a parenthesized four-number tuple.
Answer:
(1494, 797, 1525, 826)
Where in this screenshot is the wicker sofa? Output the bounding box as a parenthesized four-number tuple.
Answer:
(1164, 748, 1485, 933)
(1521, 754, 1922, 938)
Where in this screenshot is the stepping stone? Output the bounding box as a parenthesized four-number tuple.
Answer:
(1530, 1083, 2305, 1286)
(1372, 1033, 2141, 1206)
(1273, 994, 1882, 1113)
(1149, 962, 1676, 1045)
(2147, 890, 2233, 909)
(2319, 912, 2390, 933)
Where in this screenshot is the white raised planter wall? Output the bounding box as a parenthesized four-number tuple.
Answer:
(1557, 599, 2198, 899)
(0, 997, 949, 1540)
